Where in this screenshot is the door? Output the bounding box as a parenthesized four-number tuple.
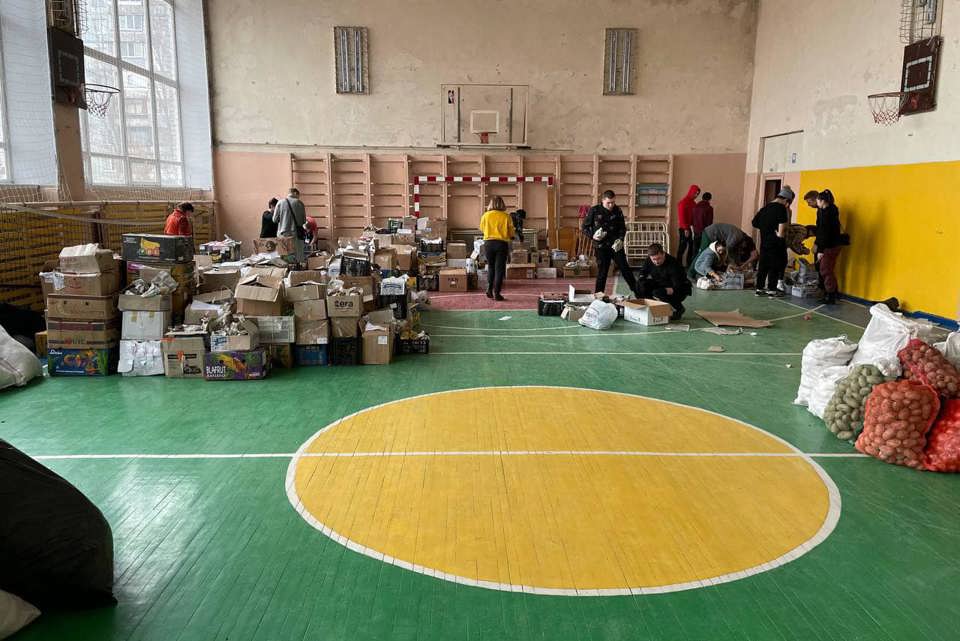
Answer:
(763, 179, 782, 205)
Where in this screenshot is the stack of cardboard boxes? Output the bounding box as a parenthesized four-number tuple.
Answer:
(327, 287, 363, 365)
(117, 284, 172, 377)
(43, 245, 121, 376)
(122, 234, 195, 323)
(206, 317, 267, 380)
(289, 270, 329, 366)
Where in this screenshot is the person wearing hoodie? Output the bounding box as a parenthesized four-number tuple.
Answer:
(814, 189, 843, 304)
(691, 192, 714, 253)
(693, 239, 727, 282)
(582, 190, 640, 296)
(676, 184, 700, 267)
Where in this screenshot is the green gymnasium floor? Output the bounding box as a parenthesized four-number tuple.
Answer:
(3, 289, 959, 641)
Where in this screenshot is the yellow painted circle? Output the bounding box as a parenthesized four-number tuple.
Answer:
(287, 387, 839, 595)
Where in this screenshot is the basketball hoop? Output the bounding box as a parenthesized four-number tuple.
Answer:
(867, 91, 910, 125)
(84, 83, 120, 118)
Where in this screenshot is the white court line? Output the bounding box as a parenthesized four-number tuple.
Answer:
(776, 299, 867, 330)
(34, 450, 867, 460)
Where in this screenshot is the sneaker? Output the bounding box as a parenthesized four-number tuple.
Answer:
(494, 294, 505, 301)
(754, 289, 767, 297)
(486, 291, 494, 299)
(767, 290, 785, 298)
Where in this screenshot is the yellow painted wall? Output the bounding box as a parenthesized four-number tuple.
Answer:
(798, 161, 960, 320)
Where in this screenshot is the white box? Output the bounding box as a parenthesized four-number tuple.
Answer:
(251, 316, 296, 344)
(380, 276, 407, 297)
(720, 272, 745, 290)
(568, 284, 594, 304)
(622, 299, 672, 326)
(118, 340, 165, 376)
(121, 310, 172, 341)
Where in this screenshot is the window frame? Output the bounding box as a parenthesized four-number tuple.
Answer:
(0, 25, 11, 183)
(81, 0, 185, 188)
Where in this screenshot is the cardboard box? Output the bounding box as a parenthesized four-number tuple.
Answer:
(58, 247, 115, 274)
(293, 299, 327, 321)
(160, 333, 206, 378)
(48, 347, 117, 376)
(235, 274, 283, 317)
(46, 295, 118, 321)
(40, 270, 120, 297)
(330, 316, 358, 338)
(379, 276, 407, 297)
(394, 245, 417, 271)
(253, 237, 296, 259)
(339, 276, 377, 302)
(288, 270, 326, 287)
(210, 319, 260, 352)
(506, 263, 536, 280)
(203, 349, 269, 380)
(46, 319, 120, 348)
(418, 252, 446, 269)
(360, 319, 394, 365)
(185, 300, 231, 325)
(194, 255, 215, 270)
(510, 249, 530, 264)
(536, 267, 558, 279)
(286, 283, 325, 303)
(294, 344, 328, 366)
(447, 242, 468, 259)
(118, 340, 165, 376)
(446, 258, 469, 269)
(122, 234, 193, 262)
(265, 343, 294, 368)
(118, 291, 172, 312)
(535, 250, 552, 267)
(127, 261, 195, 289)
(391, 232, 416, 246)
(121, 310, 172, 341)
(246, 266, 288, 280)
(373, 248, 397, 270)
(236, 298, 282, 317)
(251, 316, 296, 344)
(375, 233, 394, 248)
(439, 268, 468, 292)
(326, 290, 363, 317)
(296, 319, 330, 345)
(568, 285, 595, 303)
(199, 268, 241, 293)
(307, 252, 332, 270)
(622, 299, 673, 326)
(34, 330, 48, 358)
(561, 304, 589, 322)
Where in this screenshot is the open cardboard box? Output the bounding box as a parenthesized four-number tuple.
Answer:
(622, 299, 672, 326)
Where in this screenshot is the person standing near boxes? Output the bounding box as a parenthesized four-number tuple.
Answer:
(582, 190, 639, 297)
(163, 202, 193, 236)
(752, 186, 794, 297)
(479, 196, 514, 301)
(273, 188, 308, 264)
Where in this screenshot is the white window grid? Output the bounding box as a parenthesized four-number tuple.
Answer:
(81, 0, 184, 187)
(0, 26, 10, 183)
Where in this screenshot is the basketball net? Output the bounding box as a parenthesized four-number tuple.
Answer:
(867, 91, 909, 126)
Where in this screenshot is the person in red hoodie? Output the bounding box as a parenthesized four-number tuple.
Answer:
(162, 202, 193, 236)
(691, 191, 714, 253)
(676, 184, 700, 267)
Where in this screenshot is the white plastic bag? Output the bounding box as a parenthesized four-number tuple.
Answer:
(794, 336, 857, 406)
(935, 332, 960, 369)
(807, 364, 853, 420)
(0, 326, 42, 390)
(578, 300, 618, 331)
(849, 304, 938, 377)
(696, 277, 716, 290)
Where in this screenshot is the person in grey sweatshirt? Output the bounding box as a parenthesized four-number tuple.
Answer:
(272, 187, 308, 263)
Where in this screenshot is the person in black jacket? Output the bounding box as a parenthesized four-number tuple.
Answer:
(582, 190, 639, 296)
(814, 189, 843, 304)
(260, 197, 279, 238)
(636, 243, 691, 321)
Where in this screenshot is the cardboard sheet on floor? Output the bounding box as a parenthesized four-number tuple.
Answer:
(696, 310, 772, 329)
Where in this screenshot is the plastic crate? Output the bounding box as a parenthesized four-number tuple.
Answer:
(341, 255, 372, 277)
(379, 294, 409, 319)
(396, 337, 430, 355)
(419, 239, 445, 253)
(294, 344, 328, 366)
(329, 337, 360, 366)
(417, 273, 439, 291)
(537, 296, 567, 317)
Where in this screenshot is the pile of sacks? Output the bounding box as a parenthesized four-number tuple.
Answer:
(796, 303, 960, 472)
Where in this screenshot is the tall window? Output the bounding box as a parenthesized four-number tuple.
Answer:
(0, 29, 9, 182)
(81, 0, 183, 187)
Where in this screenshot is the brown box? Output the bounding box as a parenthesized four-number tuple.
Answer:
(237, 298, 283, 317)
(296, 319, 330, 345)
(446, 242, 468, 259)
(235, 274, 283, 316)
(536, 267, 558, 279)
(360, 321, 394, 365)
(289, 270, 326, 287)
(40, 271, 120, 297)
(199, 268, 241, 293)
(306, 252, 332, 270)
(253, 237, 296, 257)
(339, 276, 377, 302)
(34, 331, 48, 358)
(293, 299, 327, 320)
(373, 248, 397, 270)
(510, 249, 529, 264)
(118, 291, 172, 312)
(506, 263, 536, 280)
(161, 333, 207, 378)
(46, 319, 120, 348)
(391, 233, 416, 246)
(330, 316, 358, 338)
(394, 245, 417, 271)
(285, 283, 325, 303)
(326, 291, 363, 317)
(46, 295, 118, 321)
(210, 319, 260, 352)
(58, 248, 115, 274)
(439, 268, 468, 292)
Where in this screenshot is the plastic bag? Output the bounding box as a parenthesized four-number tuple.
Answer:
(807, 365, 852, 420)
(856, 381, 940, 470)
(696, 277, 716, 290)
(823, 365, 892, 440)
(578, 300, 618, 331)
(924, 399, 960, 473)
(794, 336, 857, 407)
(934, 332, 960, 369)
(0, 326, 42, 391)
(898, 338, 960, 398)
(849, 304, 938, 377)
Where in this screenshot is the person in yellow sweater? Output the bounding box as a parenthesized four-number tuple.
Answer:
(479, 196, 515, 301)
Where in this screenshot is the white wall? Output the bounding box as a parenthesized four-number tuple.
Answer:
(746, 0, 960, 171)
(206, 0, 759, 154)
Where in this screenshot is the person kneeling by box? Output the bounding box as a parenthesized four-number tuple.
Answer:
(636, 243, 691, 321)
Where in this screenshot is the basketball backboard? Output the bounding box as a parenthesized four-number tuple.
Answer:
(900, 36, 941, 116)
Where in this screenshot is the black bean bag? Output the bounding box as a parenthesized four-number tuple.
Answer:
(0, 440, 115, 608)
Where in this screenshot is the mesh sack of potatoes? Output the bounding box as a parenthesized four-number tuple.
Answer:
(924, 399, 960, 473)
(898, 338, 960, 399)
(855, 380, 940, 470)
(822, 365, 893, 441)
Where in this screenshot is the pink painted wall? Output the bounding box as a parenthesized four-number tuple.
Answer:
(213, 150, 292, 252)
(669, 153, 747, 252)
